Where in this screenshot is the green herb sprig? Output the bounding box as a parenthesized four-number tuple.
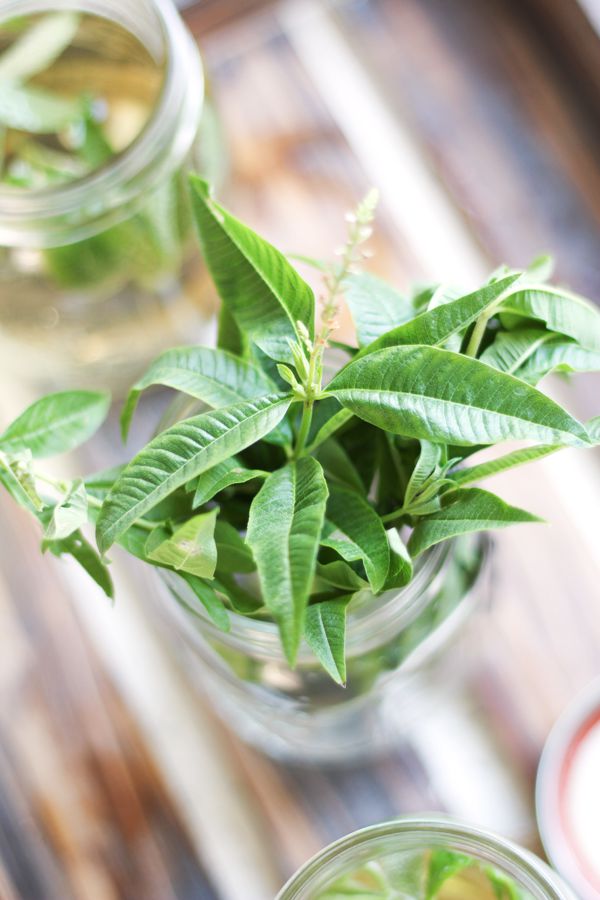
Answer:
(2, 177, 599, 682)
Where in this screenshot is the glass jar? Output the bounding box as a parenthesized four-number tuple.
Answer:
(0, 0, 223, 391)
(276, 818, 577, 899)
(151, 534, 490, 762)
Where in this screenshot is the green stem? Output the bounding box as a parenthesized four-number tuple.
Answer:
(381, 507, 407, 524)
(293, 401, 314, 459)
(465, 296, 506, 358)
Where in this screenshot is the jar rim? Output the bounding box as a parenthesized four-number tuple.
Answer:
(159, 535, 489, 662)
(0, 0, 204, 242)
(276, 817, 576, 899)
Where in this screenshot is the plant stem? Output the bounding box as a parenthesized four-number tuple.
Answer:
(293, 402, 314, 459)
(465, 312, 491, 358)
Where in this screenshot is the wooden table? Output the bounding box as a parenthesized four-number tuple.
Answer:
(1, 1, 600, 897)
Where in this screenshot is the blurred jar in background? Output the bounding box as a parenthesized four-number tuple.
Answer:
(0, 0, 226, 391)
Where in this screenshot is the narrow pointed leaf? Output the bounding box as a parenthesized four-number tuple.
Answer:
(426, 851, 472, 900)
(97, 394, 291, 552)
(321, 486, 389, 592)
(314, 561, 368, 592)
(329, 345, 590, 447)
(120, 346, 280, 439)
(305, 400, 353, 453)
(189, 176, 314, 363)
(305, 596, 352, 685)
(0, 12, 79, 82)
(315, 438, 365, 493)
(44, 480, 88, 541)
(449, 445, 560, 486)
(344, 272, 413, 345)
(246, 457, 328, 664)
(384, 528, 413, 589)
(518, 339, 600, 383)
(356, 274, 520, 358)
(146, 509, 218, 578)
(0, 390, 110, 458)
(480, 329, 554, 374)
(0, 450, 44, 513)
(404, 440, 442, 507)
(176, 573, 230, 632)
(408, 487, 542, 556)
(500, 284, 600, 351)
(192, 457, 267, 509)
(47, 529, 114, 599)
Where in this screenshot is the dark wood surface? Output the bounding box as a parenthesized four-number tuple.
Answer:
(2, 1, 600, 897)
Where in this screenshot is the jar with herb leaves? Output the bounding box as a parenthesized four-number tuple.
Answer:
(276, 818, 577, 899)
(0, 0, 225, 390)
(1, 178, 599, 763)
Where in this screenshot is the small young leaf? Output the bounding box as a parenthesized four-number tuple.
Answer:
(44, 480, 88, 541)
(246, 457, 328, 664)
(355, 273, 521, 358)
(0, 391, 110, 458)
(189, 176, 315, 364)
(305, 596, 352, 685)
(329, 345, 590, 448)
(321, 486, 390, 592)
(120, 346, 280, 440)
(404, 440, 442, 508)
(518, 338, 600, 383)
(192, 457, 267, 509)
(146, 510, 218, 578)
(408, 487, 542, 556)
(97, 394, 292, 553)
(344, 271, 413, 345)
(480, 329, 554, 375)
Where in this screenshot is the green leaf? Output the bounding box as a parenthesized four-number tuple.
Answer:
(97, 393, 292, 553)
(246, 457, 328, 664)
(146, 509, 218, 578)
(518, 338, 600, 383)
(305, 401, 353, 453)
(500, 284, 600, 351)
(344, 272, 413, 345)
(215, 519, 255, 573)
(214, 572, 263, 615)
(191, 457, 267, 509)
(189, 176, 314, 363)
(404, 440, 442, 508)
(0, 449, 44, 512)
(176, 572, 230, 632)
(426, 850, 472, 900)
(408, 487, 542, 556)
(480, 329, 555, 375)
(587, 416, 600, 443)
(315, 438, 365, 493)
(525, 254, 554, 283)
(0, 391, 110, 458)
(314, 560, 368, 592)
(384, 528, 413, 589)
(305, 596, 352, 685)
(47, 529, 114, 600)
(216, 303, 247, 356)
(0, 13, 79, 82)
(120, 346, 282, 440)
(0, 83, 82, 133)
(328, 345, 590, 448)
(44, 480, 88, 541)
(355, 274, 521, 358)
(321, 486, 390, 592)
(449, 444, 560, 486)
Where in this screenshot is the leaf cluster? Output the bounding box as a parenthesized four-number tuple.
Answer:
(2, 178, 599, 682)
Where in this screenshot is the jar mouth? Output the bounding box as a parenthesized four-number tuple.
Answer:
(0, 0, 204, 245)
(160, 535, 489, 662)
(276, 817, 575, 900)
